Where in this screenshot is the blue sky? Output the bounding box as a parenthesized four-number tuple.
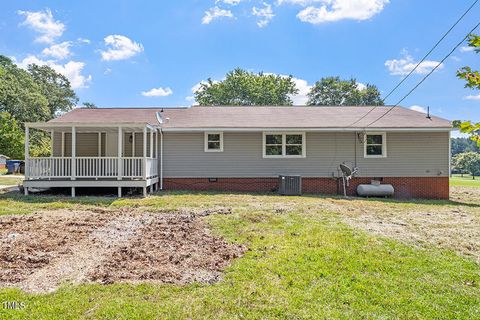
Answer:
(1, 0, 479, 125)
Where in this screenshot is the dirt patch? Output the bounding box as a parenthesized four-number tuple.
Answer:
(317, 194, 480, 263)
(90, 210, 244, 285)
(0, 208, 244, 293)
(450, 186, 480, 205)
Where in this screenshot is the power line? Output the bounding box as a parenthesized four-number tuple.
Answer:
(346, 0, 478, 128)
(382, 0, 479, 102)
(366, 20, 480, 127)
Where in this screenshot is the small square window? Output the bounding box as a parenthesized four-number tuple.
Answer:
(205, 132, 223, 152)
(364, 133, 386, 158)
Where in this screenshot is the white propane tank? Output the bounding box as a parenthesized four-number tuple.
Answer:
(357, 184, 394, 197)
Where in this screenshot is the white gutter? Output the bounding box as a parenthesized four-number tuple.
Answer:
(161, 127, 453, 133)
(25, 122, 156, 130)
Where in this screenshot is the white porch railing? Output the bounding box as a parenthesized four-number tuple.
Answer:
(123, 157, 143, 178)
(29, 157, 72, 178)
(146, 158, 158, 179)
(27, 157, 158, 179)
(76, 157, 118, 178)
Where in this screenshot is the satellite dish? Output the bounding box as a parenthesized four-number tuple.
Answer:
(339, 163, 353, 177)
(339, 162, 358, 197)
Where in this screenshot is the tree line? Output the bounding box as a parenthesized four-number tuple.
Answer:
(194, 68, 383, 106)
(0, 55, 95, 159)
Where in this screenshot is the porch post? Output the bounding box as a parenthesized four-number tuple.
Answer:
(143, 126, 147, 180)
(118, 126, 122, 180)
(132, 132, 136, 157)
(24, 126, 29, 195)
(150, 128, 154, 158)
(50, 130, 54, 158)
(71, 126, 76, 180)
(98, 132, 101, 157)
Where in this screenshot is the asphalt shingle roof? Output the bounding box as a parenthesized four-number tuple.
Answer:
(48, 106, 451, 129)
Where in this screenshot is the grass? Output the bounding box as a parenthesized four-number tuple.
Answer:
(0, 176, 23, 186)
(450, 174, 480, 187)
(0, 192, 479, 319)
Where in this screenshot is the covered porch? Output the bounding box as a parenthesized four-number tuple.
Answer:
(23, 122, 161, 197)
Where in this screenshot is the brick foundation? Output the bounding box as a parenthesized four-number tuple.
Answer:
(163, 177, 449, 200)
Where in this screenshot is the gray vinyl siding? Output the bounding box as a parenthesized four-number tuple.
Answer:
(162, 132, 449, 178)
(123, 132, 153, 157)
(52, 132, 62, 156)
(52, 131, 151, 157)
(54, 133, 105, 157)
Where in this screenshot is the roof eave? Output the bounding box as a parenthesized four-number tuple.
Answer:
(160, 127, 453, 132)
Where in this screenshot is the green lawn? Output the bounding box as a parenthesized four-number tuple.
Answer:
(0, 176, 23, 186)
(450, 174, 480, 187)
(0, 191, 479, 319)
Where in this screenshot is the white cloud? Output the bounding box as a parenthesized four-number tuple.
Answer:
(42, 41, 72, 59)
(410, 105, 427, 113)
(16, 55, 91, 89)
(294, 0, 389, 24)
(77, 38, 91, 44)
(17, 9, 65, 43)
(202, 7, 234, 24)
(104, 68, 112, 75)
(460, 46, 475, 53)
(464, 94, 480, 101)
(356, 82, 367, 91)
(216, 0, 242, 5)
(141, 87, 173, 97)
(100, 35, 144, 61)
(252, 3, 275, 28)
(290, 77, 312, 105)
(385, 52, 443, 76)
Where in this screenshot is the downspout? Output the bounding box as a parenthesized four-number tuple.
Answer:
(160, 128, 163, 190)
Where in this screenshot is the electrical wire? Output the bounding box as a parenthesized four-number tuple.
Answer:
(366, 20, 480, 128)
(382, 0, 479, 102)
(346, 0, 479, 128)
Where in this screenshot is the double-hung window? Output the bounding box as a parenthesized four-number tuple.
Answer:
(204, 132, 223, 152)
(263, 132, 306, 158)
(364, 132, 387, 158)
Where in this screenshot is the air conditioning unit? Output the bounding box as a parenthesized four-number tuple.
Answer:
(278, 175, 302, 196)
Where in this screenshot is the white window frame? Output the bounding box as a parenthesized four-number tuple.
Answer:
(364, 132, 387, 158)
(204, 132, 224, 152)
(263, 132, 306, 158)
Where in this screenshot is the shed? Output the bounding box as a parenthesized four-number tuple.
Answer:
(0, 155, 9, 169)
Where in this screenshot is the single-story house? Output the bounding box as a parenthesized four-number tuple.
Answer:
(23, 106, 452, 199)
(0, 155, 9, 169)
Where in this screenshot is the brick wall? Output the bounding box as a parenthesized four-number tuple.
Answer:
(163, 177, 449, 200)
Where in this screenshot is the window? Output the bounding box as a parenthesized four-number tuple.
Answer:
(204, 132, 223, 152)
(364, 132, 387, 158)
(263, 132, 306, 158)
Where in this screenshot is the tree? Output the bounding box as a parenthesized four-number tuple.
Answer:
(451, 137, 480, 156)
(194, 68, 298, 106)
(456, 34, 480, 146)
(82, 102, 97, 109)
(0, 112, 24, 159)
(28, 64, 78, 118)
(452, 152, 480, 179)
(307, 77, 383, 106)
(0, 56, 49, 124)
